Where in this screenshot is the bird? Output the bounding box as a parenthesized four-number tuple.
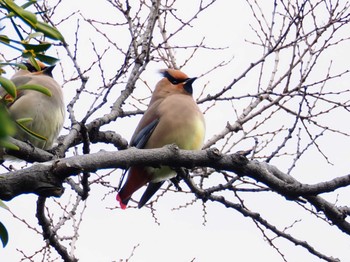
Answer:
(117, 69, 205, 209)
(0, 60, 65, 152)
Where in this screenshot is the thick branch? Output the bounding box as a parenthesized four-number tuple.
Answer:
(4, 137, 55, 162)
(2, 145, 350, 235)
(1, 146, 350, 199)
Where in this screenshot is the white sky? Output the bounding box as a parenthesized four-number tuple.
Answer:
(1, 0, 350, 261)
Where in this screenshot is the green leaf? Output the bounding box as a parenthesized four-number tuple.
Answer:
(0, 35, 10, 44)
(28, 56, 40, 71)
(26, 32, 44, 40)
(21, 42, 52, 53)
(21, 50, 33, 59)
(35, 21, 64, 42)
(0, 200, 9, 211)
(20, 0, 37, 10)
(0, 139, 19, 150)
(15, 117, 33, 124)
(0, 62, 28, 70)
(35, 53, 59, 65)
(16, 120, 47, 142)
(0, 222, 9, 248)
(0, 119, 15, 138)
(2, 0, 37, 28)
(17, 84, 52, 97)
(0, 62, 34, 71)
(0, 76, 16, 99)
(17, 9, 37, 28)
(0, 103, 16, 137)
(17, 63, 28, 70)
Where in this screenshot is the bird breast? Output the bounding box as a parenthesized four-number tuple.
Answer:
(145, 94, 205, 150)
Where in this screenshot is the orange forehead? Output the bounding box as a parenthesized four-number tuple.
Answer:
(160, 69, 189, 80)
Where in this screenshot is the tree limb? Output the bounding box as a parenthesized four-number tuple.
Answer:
(2, 146, 350, 199)
(1, 145, 350, 237)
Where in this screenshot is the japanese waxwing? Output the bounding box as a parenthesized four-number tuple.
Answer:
(0, 60, 65, 151)
(117, 69, 205, 209)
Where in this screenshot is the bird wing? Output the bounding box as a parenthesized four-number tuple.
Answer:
(130, 118, 159, 148)
(130, 106, 168, 208)
(117, 114, 160, 194)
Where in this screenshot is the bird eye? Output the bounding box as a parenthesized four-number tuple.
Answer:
(169, 79, 180, 85)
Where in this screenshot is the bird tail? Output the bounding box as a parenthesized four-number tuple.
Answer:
(138, 181, 164, 208)
(116, 166, 150, 209)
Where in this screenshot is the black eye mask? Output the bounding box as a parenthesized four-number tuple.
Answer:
(23, 62, 39, 73)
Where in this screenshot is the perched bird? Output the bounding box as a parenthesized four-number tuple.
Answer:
(0, 60, 65, 151)
(117, 69, 205, 209)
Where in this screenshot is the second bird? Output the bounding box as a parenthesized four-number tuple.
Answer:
(1, 61, 65, 151)
(117, 69, 206, 209)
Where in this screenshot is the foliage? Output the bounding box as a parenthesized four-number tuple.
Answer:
(0, 0, 64, 249)
(0, 201, 8, 248)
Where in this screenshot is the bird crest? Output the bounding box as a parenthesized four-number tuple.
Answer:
(159, 69, 189, 84)
(159, 69, 196, 94)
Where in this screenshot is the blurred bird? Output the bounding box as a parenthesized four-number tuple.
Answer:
(0, 60, 65, 151)
(117, 69, 205, 209)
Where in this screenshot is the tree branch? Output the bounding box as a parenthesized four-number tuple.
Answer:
(1, 145, 350, 238)
(2, 146, 350, 199)
(36, 197, 78, 262)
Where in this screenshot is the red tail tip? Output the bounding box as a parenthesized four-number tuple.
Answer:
(116, 194, 127, 210)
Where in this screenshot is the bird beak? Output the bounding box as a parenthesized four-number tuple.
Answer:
(183, 77, 197, 94)
(185, 77, 197, 85)
(43, 65, 56, 77)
